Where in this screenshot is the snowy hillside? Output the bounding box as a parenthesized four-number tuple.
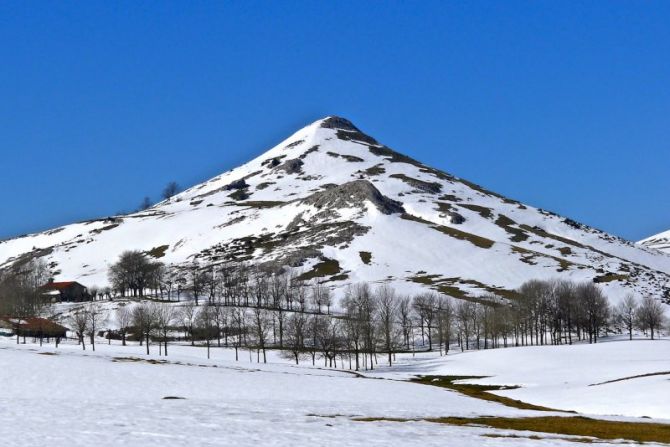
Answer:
(640, 230, 670, 255)
(1, 116, 669, 303)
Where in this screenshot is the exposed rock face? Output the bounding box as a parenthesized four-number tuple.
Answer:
(319, 116, 360, 132)
(447, 211, 466, 225)
(303, 180, 405, 215)
(276, 158, 304, 174)
(225, 179, 248, 190)
(322, 116, 380, 146)
(389, 173, 442, 194)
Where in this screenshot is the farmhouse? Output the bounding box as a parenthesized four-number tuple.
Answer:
(0, 316, 67, 339)
(40, 281, 90, 302)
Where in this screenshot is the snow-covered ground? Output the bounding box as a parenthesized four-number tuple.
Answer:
(368, 338, 670, 420)
(1, 336, 669, 446)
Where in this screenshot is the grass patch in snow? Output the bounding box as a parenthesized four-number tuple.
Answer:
(327, 152, 364, 162)
(90, 222, 121, 235)
(389, 173, 442, 194)
(593, 273, 629, 283)
(479, 433, 595, 443)
(341, 154, 364, 162)
(512, 246, 575, 272)
(329, 273, 349, 282)
(413, 375, 560, 412)
(455, 177, 509, 201)
(146, 245, 169, 259)
(359, 251, 372, 265)
(233, 201, 285, 209)
(299, 145, 320, 159)
(228, 189, 251, 201)
(364, 164, 386, 176)
(297, 258, 341, 281)
(558, 246, 572, 255)
(519, 224, 584, 249)
(356, 415, 670, 444)
(401, 214, 495, 249)
(438, 194, 462, 202)
(255, 182, 275, 190)
(458, 204, 493, 219)
(435, 202, 453, 213)
(494, 214, 529, 243)
(368, 145, 422, 166)
(284, 139, 304, 149)
(434, 225, 494, 249)
(409, 275, 518, 302)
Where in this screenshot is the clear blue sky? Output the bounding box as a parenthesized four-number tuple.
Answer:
(1, 1, 668, 241)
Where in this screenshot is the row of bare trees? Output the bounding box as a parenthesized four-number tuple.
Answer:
(107, 252, 337, 312)
(3, 254, 667, 371)
(64, 279, 663, 372)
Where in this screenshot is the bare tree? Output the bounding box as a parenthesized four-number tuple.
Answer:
(436, 296, 454, 355)
(132, 304, 158, 355)
(187, 262, 206, 306)
(375, 284, 399, 366)
(615, 294, 637, 340)
(162, 181, 180, 200)
(86, 303, 108, 351)
(179, 301, 198, 346)
(397, 296, 414, 351)
(231, 307, 246, 361)
(636, 296, 665, 340)
(116, 306, 132, 346)
(197, 303, 217, 359)
(413, 293, 437, 350)
(310, 281, 329, 314)
(315, 315, 341, 368)
(108, 251, 163, 297)
(456, 300, 475, 351)
(284, 312, 307, 364)
(155, 303, 176, 356)
(69, 308, 89, 350)
(212, 302, 227, 347)
(577, 283, 610, 343)
(252, 307, 270, 363)
(342, 289, 363, 370)
(138, 196, 152, 211)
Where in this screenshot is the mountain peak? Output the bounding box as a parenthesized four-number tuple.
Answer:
(318, 116, 361, 132)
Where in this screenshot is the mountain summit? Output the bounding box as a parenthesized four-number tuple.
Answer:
(2, 116, 669, 302)
(639, 230, 670, 255)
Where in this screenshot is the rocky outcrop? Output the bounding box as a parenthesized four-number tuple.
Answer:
(276, 158, 304, 174)
(303, 180, 404, 215)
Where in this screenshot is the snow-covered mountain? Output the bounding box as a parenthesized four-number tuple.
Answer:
(639, 230, 670, 255)
(2, 116, 669, 303)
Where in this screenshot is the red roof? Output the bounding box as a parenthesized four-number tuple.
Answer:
(0, 316, 68, 333)
(40, 281, 79, 291)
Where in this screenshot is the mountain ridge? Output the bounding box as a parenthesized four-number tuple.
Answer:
(639, 230, 670, 254)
